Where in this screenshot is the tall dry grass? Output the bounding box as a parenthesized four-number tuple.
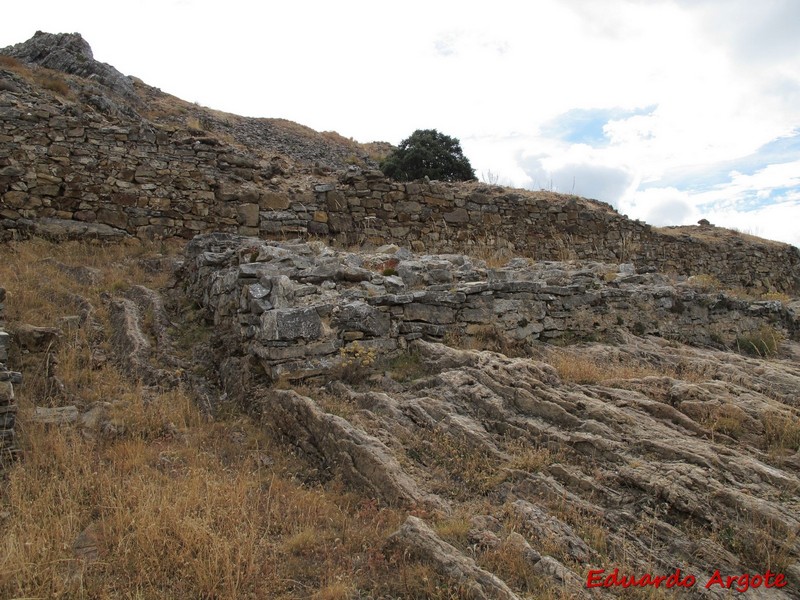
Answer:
(1, 239, 441, 599)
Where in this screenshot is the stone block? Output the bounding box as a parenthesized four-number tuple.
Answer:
(260, 192, 290, 210)
(332, 302, 391, 336)
(12, 323, 61, 352)
(97, 208, 128, 229)
(237, 203, 260, 227)
(260, 307, 322, 341)
(404, 303, 455, 324)
(443, 208, 469, 223)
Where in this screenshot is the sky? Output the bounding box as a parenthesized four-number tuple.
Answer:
(3, 0, 800, 246)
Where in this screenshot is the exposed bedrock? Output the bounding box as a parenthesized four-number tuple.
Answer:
(178, 234, 800, 597)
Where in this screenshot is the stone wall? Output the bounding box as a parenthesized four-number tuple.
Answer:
(0, 286, 21, 469)
(2, 69, 799, 293)
(180, 234, 799, 384)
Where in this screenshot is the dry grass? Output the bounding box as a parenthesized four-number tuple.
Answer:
(735, 325, 784, 357)
(0, 56, 73, 98)
(703, 403, 747, 439)
(713, 512, 797, 573)
(656, 225, 787, 248)
(2, 397, 409, 598)
(547, 349, 661, 384)
(545, 347, 711, 386)
(0, 239, 455, 599)
(762, 411, 800, 453)
(34, 71, 72, 97)
(384, 347, 432, 382)
(686, 273, 724, 293)
(416, 428, 502, 498)
(450, 324, 529, 358)
(0, 55, 24, 70)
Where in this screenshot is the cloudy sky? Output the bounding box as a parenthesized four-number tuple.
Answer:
(3, 0, 800, 246)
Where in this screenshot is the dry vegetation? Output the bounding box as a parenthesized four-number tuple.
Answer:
(1, 239, 797, 598)
(0, 55, 73, 98)
(544, 349, 664, 385)
(656, 224, 788, 248)
(0, 239, 464, 599)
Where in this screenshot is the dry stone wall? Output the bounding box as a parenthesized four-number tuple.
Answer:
(0, 286, 21, 469)
(180, 234, 799, 384)
(2, 68, 799, 293)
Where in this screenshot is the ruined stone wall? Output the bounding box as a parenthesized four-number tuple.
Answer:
(2, 74, 799, 293)
(0, 83, 286, 240)
(181, 235, 799, 383)
(0, 286, 20, 469)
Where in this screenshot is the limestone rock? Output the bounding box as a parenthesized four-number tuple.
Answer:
(264, 390, 442, 509)
(385, 516, 520, 600)
(16, 218, 128, 242)
(11, 323, 61, 352)
(33, 405, 78, 425)
(1, 31, 138, 104)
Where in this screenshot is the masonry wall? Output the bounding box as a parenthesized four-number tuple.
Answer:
(181, 234, 800, 384)
(2, 77, 799, 293)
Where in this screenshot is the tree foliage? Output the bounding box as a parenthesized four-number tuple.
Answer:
(380, 129, 476, 182)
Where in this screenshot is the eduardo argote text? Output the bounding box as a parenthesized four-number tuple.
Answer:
(586, 567, 787, 593)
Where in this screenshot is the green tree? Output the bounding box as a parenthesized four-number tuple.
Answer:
(380, 129, 476, 182)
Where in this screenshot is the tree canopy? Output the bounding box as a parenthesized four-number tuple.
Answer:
(380, 129, 476, 182)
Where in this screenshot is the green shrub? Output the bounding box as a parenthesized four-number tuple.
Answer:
(380, 129, 476, 182)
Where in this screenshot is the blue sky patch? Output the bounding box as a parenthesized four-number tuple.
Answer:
(647, 130, 800, 192)
(541, 105, 657, 146)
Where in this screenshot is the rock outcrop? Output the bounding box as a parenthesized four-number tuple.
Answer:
(177, 234, 800, 597)
(180, 234, 798, 384)
(385, 516, 521, 600)
(1, 31, 140, 115)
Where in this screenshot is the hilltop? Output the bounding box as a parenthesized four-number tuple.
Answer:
(1, 32, 800, 599)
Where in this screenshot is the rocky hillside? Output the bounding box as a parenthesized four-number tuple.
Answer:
(1, 31, 800, 599)
(1, 32, 385, 169)
(178, 233, 800, 598)
(2, 32, 799, 294)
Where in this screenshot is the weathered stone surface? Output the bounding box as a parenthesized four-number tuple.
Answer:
(259, 192, 290, 211)
(443, 208, 469, 223)
(180, 235, 799, 388)
(331, 302, 390, 336)
(237, 203, 259, 227)
(1, 31, 138, 104)
(33, 405, 78, 425)
(404, 303, 455, 324)
(385, 516, 520, 600)
(11, 323, 61, 352)
(107, 287, 179, 386)
(14, 218, 128, 241)
(259, 307, 322, 341)
(265, 390, 439, 508)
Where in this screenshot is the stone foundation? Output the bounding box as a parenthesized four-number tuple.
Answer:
(180, 234, 799, 383)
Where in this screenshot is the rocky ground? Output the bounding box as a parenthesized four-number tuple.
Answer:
(8, 234, 797, 597)
(2, 31, 800, 599)
(170, 234, 800, 598)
